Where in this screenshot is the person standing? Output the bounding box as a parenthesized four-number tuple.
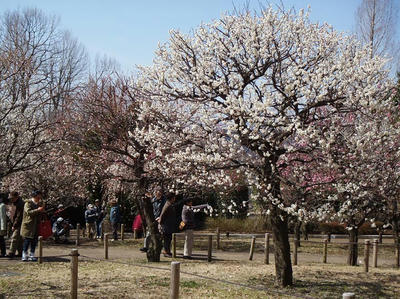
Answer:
(0, 196, 9, 257)
(20, 190, 45, 261)
(140, 189, 166, 252)
(94, 199, 104, 239)
(109, 199, 121, 241)
(85, 204, 96, 239)
(6, 191, 24, 257)
(159, 193, 177, 257)
(181, 199, 209, 259)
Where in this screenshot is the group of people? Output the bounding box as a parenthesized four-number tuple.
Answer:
(0, 190, 46, 261)
(140, 189, 209, 259)
(0, 187, 208, 262)
(84, 198, 120, 240)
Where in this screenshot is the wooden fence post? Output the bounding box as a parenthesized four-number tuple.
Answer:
(121, 224, 125, 241)
(264, 233, 270, 265)
(364, 240, 370, 272)
(249, 236, 256, 261)
(38, 236, 43, 264)
(293, 238, 298, 265)
(396, 238, 400, 268)
(172, 233, 177, 258)
(373, 239, 378, 268)
(342, 292, 355, 299)
(76, 223, 80, 246)
(226, 232, 230, 239)
(323, 239, 328, 264)
(170, 262, 180, 299)
(133, 229, 138, 239)
(104, 233, 109, 259)
(101, 222, 105, 240)
(327, 232, 331, 243)
(216, 228, 220, 250)
(70, 249, 79, 299)
(207, 235, 212, 262)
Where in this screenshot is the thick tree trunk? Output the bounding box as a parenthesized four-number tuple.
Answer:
(392, 201, 399, 245)
(141, 198, 162, 262)
(294, 221, 301, 247)
(347, 228, 359, 266)
(136, 173, 162, 262)
(270, 206, 293, 286)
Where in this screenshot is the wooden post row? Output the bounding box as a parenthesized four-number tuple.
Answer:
(364, 240, 370, 273)
(323, 239, 328, 264)
(207, 235, 213, 262)
(70, 249, 79, 299)
(293, 238, 298, 265)
(121, 224, 125, 241)
(76, 223, 80, 246)
(249, 236, 256, 261)
(104, 233, 109, 259)
(38, 236, 43, 264)
(170, 262, 180, 299)
(216, 228, 220, 250)
(264, 233, 270, 265)
(172, 233, 177, 258)
(373, 239, 378, 268)
(396, 237, 400, 269)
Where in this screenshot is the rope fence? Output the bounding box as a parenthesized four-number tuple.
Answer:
(6, 229, 398, 298)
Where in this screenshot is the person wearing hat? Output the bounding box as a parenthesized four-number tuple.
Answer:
(85, 204, 97, 239)
(20, 190, 46, 261)
(6, 191, 24, 257)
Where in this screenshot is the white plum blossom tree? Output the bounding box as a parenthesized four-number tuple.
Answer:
(139, 8, 392, 286)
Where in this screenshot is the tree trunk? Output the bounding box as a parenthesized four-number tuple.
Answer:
(270, 206, 293, 286)
(347, 228, 359, 266)
(135, 171, 162, 263)
(141, 196, 162, 262)
(392, 200, 399, 245)
(294, 220, 301, 247)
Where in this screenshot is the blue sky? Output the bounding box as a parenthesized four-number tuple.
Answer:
(0, 0, 361, 71)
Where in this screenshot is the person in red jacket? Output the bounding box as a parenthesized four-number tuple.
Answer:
(132, 214, 143, 238)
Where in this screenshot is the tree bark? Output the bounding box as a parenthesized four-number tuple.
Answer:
(136, 173, 162, 262)
(270, 206, 293, 286)
(392, 200, 399, 245)
(141, 198, 162, 262)
(347, 228, 359, 266)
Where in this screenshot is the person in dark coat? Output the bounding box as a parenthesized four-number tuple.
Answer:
(7, 191, 24, 257)
(181, 199, 209, 259)
(159, 192, 177, 257)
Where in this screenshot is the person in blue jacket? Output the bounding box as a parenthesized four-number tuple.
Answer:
(109, 199, 121, 241)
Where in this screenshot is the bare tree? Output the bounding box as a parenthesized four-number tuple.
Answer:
(355, 0, 399, 66)
(0, 8, 88, 183)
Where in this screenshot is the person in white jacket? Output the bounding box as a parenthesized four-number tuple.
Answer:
(181, 199, 209, 259)
(0, 197, 9, 257)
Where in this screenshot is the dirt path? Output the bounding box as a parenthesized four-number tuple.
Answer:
(1, 235, 397, 269)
